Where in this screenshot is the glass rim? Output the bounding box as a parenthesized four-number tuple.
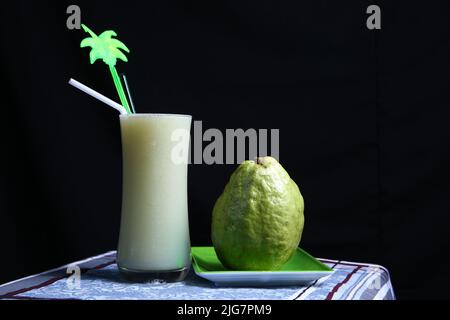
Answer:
(120, 113, 192, 119)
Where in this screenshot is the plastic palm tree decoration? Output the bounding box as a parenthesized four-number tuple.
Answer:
(80, 24, 132, 114)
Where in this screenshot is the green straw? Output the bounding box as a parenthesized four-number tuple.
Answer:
(80, 24, 132, 114)
(109, 65, 131, 113)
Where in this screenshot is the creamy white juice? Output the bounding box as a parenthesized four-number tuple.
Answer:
(117, 114, 192, 277)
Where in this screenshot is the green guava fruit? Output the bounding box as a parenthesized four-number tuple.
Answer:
(211, 156, 304, 270)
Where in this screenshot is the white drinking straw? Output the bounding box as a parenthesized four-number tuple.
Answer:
(68, 78, 128, 115)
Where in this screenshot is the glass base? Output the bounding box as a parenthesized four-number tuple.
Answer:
(118, 265, 190, 283)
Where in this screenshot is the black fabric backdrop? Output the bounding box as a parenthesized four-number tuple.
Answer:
(1, 1, 449, 299)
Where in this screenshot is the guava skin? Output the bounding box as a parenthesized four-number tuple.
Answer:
(211, 157, 305, 271)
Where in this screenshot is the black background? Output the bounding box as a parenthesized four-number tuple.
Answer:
(1, 1, 449, 299)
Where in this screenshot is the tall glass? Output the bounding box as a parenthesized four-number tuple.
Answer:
(117, 114, 192, 282)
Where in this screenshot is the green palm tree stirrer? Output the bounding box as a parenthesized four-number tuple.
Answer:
(80, 24, 132, 114)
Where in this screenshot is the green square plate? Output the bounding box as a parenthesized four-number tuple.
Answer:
(191, 246, 334, 286)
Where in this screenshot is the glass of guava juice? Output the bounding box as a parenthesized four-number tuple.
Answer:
(117, 113, 192, 282)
